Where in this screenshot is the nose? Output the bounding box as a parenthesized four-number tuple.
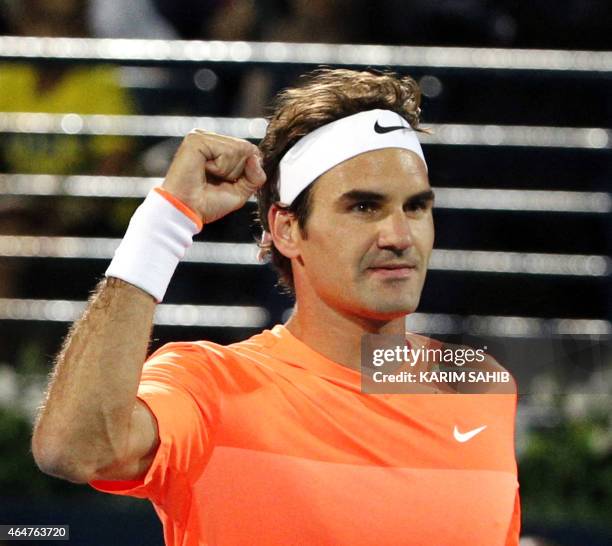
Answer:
(376, 209, 413, 252)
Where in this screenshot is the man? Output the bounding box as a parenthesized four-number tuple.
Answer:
(32, 69, 521, 545)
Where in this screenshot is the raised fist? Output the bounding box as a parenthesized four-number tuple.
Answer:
(161, 130, 266, 225)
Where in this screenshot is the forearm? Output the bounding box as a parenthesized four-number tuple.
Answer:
(32, 276, 156, 481)
(31, 131, 265, 483)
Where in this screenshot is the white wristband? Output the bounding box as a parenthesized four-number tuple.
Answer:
(105, 188, 201, 302)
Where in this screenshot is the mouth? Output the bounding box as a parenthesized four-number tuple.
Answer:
(366, 263, 417, 280)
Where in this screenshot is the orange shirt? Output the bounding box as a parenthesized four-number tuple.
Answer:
(91, 325, 520, 545)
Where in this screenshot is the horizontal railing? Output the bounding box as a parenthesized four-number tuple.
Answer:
(0, 236, 608, 276)
(0, 113, 609, 149)
(1, 36, 611, 73)
(0, 298, 268, 328)
(0, 297, 608, 336)
(2, 175, 610, 213)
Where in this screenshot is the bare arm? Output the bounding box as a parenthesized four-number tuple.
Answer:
(32, 277, 158, 483)
(32, 131, 266, 483)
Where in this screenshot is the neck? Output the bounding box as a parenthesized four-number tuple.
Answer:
(285, 299, 406, 372)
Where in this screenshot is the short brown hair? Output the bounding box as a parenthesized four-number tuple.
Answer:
(256, 68, 424, 294)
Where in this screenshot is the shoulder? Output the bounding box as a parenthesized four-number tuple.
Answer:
(143, 333, 273, 383)
(148, 339, 228, 360)
(141, 340, 230, 385)
(148, 329, 272, 364)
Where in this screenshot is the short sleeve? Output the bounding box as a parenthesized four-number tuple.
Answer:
(90, 342, 221, 506)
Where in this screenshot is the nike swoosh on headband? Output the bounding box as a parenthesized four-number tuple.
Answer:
(373, 120, 411, 134)
(278, 110, 427, 205)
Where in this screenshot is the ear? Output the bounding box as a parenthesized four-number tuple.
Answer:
(267, 204, 301, 259)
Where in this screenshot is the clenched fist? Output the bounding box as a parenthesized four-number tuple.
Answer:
(161, 130, 266, 225)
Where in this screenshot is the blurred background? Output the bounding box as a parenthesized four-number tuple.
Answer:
(0, 0, 610, 544)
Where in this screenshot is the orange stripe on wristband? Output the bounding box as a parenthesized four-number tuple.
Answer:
(153, 187, 204, 231)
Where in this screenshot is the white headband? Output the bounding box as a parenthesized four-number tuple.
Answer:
(278, 109, 426, 206)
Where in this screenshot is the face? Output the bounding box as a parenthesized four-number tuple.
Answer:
(291, 148, 434, 321)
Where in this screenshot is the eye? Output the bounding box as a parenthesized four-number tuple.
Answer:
(405, 199, 430, 213)
(351, 201, 379, 214)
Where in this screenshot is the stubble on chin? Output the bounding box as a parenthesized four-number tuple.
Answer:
(358, 283, 421, 317)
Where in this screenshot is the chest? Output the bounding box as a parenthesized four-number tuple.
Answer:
(215, 377, 517, 472)
(190, 375, 519, 545)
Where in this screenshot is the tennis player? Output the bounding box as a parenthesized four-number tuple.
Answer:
(32, 69, 521, 545)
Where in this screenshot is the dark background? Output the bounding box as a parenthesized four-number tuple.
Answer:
(0, 1, 610, 544)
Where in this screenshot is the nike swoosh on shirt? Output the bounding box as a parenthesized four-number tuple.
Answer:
(373, 120, 410, 134)
(453, 425, 487, 443)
